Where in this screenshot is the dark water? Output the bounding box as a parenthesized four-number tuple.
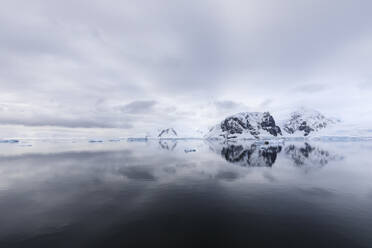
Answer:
(0, 139, 372, 248)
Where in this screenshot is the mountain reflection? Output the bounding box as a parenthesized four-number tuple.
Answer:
(221, 144, 282, 167)
(285, 142, 343, 168)
(159, 140, 178, 151)
(0, 141, 367, 248)
(210, 141, 342, 168)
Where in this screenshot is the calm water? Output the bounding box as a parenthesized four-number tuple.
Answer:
(0, 139, 372, 248)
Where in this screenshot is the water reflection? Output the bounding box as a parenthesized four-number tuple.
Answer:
(285, 142, 343, 168)
(209, 141, 342, 168)
(0, 140, 370, 248)
(221, 144, 282, 167)
(159, 140, 178, 151)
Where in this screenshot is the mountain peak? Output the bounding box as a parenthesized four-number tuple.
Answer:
(158, 128, 178, 138)
(283, 108, 335, 136)
(205, 111, 282, 140)
(205, 108, 342, 140)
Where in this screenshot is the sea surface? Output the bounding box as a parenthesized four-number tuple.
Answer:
(0, 139, 371, 248)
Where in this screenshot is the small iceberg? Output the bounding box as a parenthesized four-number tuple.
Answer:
(0, 139, 19, 143)
(254, 139, 285, 146)
(184, 149, 197, 153)
(127, 138, 148, 142)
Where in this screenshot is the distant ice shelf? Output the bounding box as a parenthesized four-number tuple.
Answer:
(127, 138, 148, 142)
(0, 139, 19, 143)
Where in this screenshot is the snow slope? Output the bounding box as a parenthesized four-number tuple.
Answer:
(281, 108, 337, 137)
(158, 128, 178, 138)
(205, 108, 372, 140)
(205, 112, 282, 140)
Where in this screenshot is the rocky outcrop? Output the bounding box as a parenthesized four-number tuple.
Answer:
(206, 112, 282, 140)
(158, 128, 178, 138)
(282, 108, 335, 136)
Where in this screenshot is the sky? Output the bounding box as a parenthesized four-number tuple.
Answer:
(1, 0, 372, 138)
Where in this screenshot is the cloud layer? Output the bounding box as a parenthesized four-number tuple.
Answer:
(1, 0, 372, 136)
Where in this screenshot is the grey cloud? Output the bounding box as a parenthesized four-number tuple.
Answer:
(0, 115, 133, 129)
(120, 100, 157, 114)
(215, 170, 240, 181)
(0, 102, 134, 128)
(0, 0, 372, 132)
(358, 81, 372, 90)
(263, 172, 277, 183)
(294, 84, 327, 93)
(214, 101, 239, 110)
(298, 187, 335, 198)
(213, 100, 250, 116)
(259, 99, 273, 108)
(119, 166, 156, 181)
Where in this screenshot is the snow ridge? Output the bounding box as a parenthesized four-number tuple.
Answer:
(158, 128, 178, 138)
(282, 108, 336, 136)
(205, 112, 282, 140)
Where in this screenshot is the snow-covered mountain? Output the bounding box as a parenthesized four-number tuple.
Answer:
(281, 108, 337, 137)
(205, 112, 282, 140)
(203, 108, 352, 140)
(149, 108, 369, 140)
(158, 128, 178, 138)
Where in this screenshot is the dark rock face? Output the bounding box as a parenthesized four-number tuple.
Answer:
(261, 112, 282, 136)
(158, 128, 178, 138)
(221, 144, 282, 167)
(284, 119, 315, 136)
(220, 112, 282, 139)
(221, 117, 246, 134)
(298, 121, 314, 136)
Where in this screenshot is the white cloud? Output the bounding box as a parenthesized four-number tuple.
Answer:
(0, 0, 371, 136)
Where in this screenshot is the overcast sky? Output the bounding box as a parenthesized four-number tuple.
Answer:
(1, 0, 372, 137)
